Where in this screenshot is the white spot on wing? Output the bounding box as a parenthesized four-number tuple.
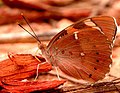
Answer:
(92, 27, 105, 35)
(80, 52, 85, 56)
(84, 19, 105, 35)
(74, 32, 78, 40)
(84, 19, 96, 26)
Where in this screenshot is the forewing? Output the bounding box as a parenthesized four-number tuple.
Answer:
(47, 16, 117, 49)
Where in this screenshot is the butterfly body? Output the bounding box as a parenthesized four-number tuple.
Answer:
(38, 16, 117, 82)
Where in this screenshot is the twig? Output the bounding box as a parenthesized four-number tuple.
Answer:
(0, 31, 56, 43)
(61, 79, 120, 93)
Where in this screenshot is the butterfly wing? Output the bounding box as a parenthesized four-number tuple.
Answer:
(47, 16, 117, 48)
(44, 16, 117, 82)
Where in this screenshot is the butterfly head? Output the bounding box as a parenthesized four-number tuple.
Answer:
(38, 42, 47, 52)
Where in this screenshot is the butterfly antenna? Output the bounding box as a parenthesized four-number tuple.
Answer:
(19, 13, 41, 44)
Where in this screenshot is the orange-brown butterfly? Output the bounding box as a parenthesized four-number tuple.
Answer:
(19, 16, 117, 83)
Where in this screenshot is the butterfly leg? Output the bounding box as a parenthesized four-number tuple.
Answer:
(34, 48, 44, 80)
(34, 63, 40, 81)
(34, 48, 42, 62)
(54, 66, 61, 80)
(34, 62, 49, 81)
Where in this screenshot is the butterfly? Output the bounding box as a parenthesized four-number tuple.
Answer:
(20, 16, 117, 83)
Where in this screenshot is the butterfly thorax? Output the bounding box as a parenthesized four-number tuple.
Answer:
(38, 42, 47, 51)
(38, 43, 47, 57)
(38, 43, 57, 66)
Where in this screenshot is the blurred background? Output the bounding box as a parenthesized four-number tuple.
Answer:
(0, 0, 120, 80)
